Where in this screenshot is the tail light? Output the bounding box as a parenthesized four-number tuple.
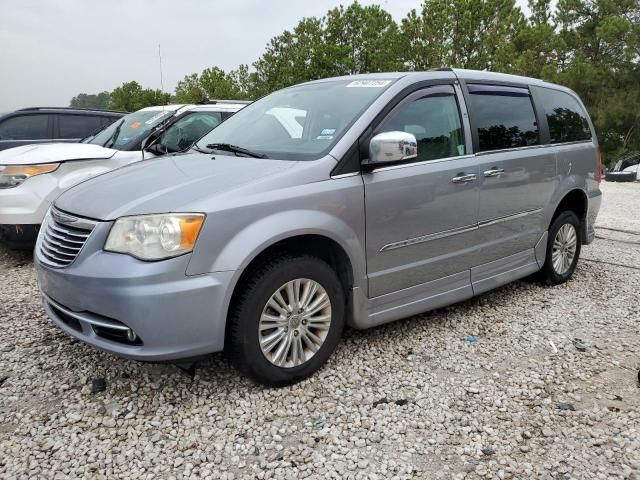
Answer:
(596, 147, 603, 183)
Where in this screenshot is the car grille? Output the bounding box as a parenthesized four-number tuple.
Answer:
(38, 208, 96, 268)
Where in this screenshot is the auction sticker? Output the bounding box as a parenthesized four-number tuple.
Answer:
(346, 80, 391, 88)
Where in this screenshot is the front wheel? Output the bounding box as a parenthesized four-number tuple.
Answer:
(539, 211, 582, 285)
(226, 254, 345, 387)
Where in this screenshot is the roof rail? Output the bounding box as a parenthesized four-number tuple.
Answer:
(196, 99, 253, 105)
(429, 67, 453, 72)
(17, 107, 126, 114)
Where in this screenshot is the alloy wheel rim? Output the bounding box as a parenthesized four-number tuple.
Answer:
(259, 278, 332, 368)
(552, 223, 577, 275)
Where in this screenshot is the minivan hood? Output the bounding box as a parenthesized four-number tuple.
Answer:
(0, 143, 117, 165)
(55, 153, 297, 220)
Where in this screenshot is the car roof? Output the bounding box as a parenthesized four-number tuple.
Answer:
(298, 68, 573, 93)
(11, 107, 125, 115)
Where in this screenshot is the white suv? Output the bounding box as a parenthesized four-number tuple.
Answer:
(0, 101, 248, 247)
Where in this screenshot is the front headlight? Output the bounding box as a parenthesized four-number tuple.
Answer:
(0, 164, 60, 189)
(105, 213, 205, 261)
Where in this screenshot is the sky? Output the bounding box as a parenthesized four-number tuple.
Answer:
(0, 0, 529, 112)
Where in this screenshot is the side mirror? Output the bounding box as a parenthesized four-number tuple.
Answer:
(146, 142, 168, 156)
(368, 131, 417, 166)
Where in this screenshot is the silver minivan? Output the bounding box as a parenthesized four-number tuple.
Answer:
(35, 69, 602, 386)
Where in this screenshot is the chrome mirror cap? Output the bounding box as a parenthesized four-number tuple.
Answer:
(368, 131, 418, 165)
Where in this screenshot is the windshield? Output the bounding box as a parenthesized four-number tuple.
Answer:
(195, 79, 394, 160)
(87, 109, 175, 151)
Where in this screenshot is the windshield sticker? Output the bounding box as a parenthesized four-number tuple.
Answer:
(144, 111, 170, 125)
(317, 135, 334, 140)
(320, 128, 336, 136)
(346, 80, 391, 88)
(130, 122, 141, 129)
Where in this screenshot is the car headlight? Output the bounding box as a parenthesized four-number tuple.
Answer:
(105, 213, 205, 261)
(0, 164, 60, 189)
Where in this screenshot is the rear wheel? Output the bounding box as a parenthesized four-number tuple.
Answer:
(226, 254, 345, 387)
(539, 211, 582, 285)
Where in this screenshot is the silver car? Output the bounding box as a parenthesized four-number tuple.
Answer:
(35, 69, 602, 386)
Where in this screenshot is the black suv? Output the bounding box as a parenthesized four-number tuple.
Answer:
(0, 107, 125, 151)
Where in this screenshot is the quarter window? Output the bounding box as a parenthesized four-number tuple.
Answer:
(536, 87, 592, 143)
(0, 114, 49, 140)
(379, 85, 465, 162)
(468, 84, 539, 152)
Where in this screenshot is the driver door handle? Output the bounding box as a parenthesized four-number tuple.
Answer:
(451, 173, 477, 184)
(483, 168, 505, 177)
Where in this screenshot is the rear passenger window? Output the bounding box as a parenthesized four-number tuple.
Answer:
(379, 85, 465, 162)
(468, 84, 539, 152)
(0, 114, 49, 140)
(536, 88, 592, 143)
(58, 115, 104, 139)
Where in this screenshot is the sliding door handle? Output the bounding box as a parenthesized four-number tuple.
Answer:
(483, 168, 505, 177)
(451, 173, 477, 184)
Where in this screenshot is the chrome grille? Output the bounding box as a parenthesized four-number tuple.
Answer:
(38, 209, 96, 268)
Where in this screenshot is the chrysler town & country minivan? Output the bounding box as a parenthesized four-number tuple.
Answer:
(35, 69, 602, 386)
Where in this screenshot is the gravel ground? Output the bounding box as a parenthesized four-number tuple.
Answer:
(1, 182, 639, 479)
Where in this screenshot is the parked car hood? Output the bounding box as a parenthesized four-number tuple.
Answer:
(0, 143, 117, 165)
(54, 153, 297, 220)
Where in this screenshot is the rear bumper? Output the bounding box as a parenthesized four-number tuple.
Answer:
(585, 190, 602, 244)
(35, 232, 235, 361)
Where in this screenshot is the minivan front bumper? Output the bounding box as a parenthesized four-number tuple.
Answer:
(35, 244, 234, 361)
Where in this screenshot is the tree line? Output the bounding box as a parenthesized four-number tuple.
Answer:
(69, 0, 639, 164)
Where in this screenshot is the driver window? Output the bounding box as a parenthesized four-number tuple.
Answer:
(159, 112, 223, 152)
(379, 86, 465, 162)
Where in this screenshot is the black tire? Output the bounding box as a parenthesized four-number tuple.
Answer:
(539, 211, 582, 285)
(226, 254, 345, 387)
(605, 171, 637, 182)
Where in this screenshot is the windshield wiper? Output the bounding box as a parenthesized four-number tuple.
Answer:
(103, 119, 125, 149)
(191, 144, 211, 154)
(205, 143, 267, 159)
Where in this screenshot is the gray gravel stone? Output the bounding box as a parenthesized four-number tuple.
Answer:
(1, 182, 639, 479)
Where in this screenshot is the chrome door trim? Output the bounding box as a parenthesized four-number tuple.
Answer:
(368, 154, 476, 173)
(475, 144, 547, 156)
(478, 208, 543, 228)
(380, 224, 478, 252)
(379, 208, 544, 253)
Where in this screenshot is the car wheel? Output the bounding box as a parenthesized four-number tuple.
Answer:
(226, 254, 345, 387)
(539, 211, 582, 285)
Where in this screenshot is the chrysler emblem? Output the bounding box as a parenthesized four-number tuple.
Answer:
(51, 209, 79, 226)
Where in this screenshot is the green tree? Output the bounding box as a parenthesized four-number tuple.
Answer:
(69, 91, 111, 109)
(553, 0, 640, 163)
(399, 0, 525, 71)
(175, 65, 254, 103)
(251, 2, 402, 95)
(108, 81, 171, 112)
